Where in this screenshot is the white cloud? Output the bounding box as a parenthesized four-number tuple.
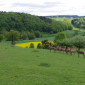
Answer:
(0, 0, 85, 16)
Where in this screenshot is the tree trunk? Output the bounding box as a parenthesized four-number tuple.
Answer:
(11, 40, 15, 45)
(11, 34, 15, 45)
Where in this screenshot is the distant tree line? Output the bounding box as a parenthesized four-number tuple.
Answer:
(71, 18, 85, 29)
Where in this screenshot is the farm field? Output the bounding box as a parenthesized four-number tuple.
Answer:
(0, 41, 85, 85)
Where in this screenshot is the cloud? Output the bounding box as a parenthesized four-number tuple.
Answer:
(0, 0, 85, 16)
(13, 3, 41, 8)
(12, 1, 62, 8)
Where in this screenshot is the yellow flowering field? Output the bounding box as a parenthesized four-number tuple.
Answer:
(15, 41, 54, 48)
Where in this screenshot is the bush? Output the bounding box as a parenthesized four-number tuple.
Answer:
(29, 43, 34, 48)
(41, 40, 50, 49)
(37, 43, 42, 49)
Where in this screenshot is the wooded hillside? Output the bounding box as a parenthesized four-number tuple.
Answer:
(0, 11, 73, 33)
(71, 18, 85, 29)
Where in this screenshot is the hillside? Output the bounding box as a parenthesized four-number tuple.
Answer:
(48, 16, 85, 32)
(1, 41, 85, 85)
(0, 12, 72, 34)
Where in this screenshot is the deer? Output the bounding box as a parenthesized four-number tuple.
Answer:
(69, 48, 76, 55)
(65, 47, 71, 54)
(57, 47, 65, 52)
(76, 49, 85, 58)
(49, 45, 55, 52)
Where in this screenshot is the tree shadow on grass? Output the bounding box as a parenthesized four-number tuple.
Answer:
(38, 63, 50, 67)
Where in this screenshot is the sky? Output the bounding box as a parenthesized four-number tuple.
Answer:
(0, 0, 85, 16)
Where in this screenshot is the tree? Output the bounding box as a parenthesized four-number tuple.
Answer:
(72, 36, 85, 50)
(6, 30, 20, 45)
(57, 39, 73, 48)
(0, 34, 4, 42)
(28, 32, 35, 40)
(54, 32, 67, 43)
(21, 31, 27, 40)
(34, 31, 41, 38)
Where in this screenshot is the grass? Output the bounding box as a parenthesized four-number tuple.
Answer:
(63, 30, 85, 38)
(73, 27, 85, 32)
(0, 41, 85, 85)
(50, 17, 72, 22)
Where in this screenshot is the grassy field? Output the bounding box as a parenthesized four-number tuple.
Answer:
(50, 17, 72, 22)
(0, 41, 85, 85)
(73, 27, 85, 32)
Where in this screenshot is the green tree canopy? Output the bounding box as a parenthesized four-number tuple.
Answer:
(54, 32, 67, 43)
(72, 36, 85, 49)
(0, 12, 73, 34)
(5, 30, 20, 45)
(0, 34, 4, 42)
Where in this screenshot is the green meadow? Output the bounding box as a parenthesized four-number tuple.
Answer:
(1, 16, 85, 85)
(0, 41, 85, 85)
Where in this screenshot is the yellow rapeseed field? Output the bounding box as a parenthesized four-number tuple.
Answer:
(15, 41, 54, 48)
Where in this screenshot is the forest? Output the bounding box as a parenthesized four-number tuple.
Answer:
(0, 11, 73, 34)
(71, 18, 85, 29)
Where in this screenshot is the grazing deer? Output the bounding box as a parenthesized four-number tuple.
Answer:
(65, 47, 71, 54)
(69, 48, 76, 55)
(57, 47, 65, 52)
(53, 47, 58, 53)
(49, 45, 55, 52)
(76, 49, 85, 58)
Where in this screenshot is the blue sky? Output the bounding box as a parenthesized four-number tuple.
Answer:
(0, 0, 85, 16)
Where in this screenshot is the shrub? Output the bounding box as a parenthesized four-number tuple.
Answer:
(37, 43, 42, 49)
(29, 43, 34, 48)
(42, 40, 50, 49)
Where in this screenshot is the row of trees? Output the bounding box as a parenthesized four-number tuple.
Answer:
(71, 18, 85, 29)
(54, 32, 85, 50)
(0, 30, 42, 45)
(0, 12, 73, 34)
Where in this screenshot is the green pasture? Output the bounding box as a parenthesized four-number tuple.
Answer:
(0, 41, 85, 85)
(63, 30, 85, 38)
(73, 27, 85, 32)
(50, 17, 72, 22)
